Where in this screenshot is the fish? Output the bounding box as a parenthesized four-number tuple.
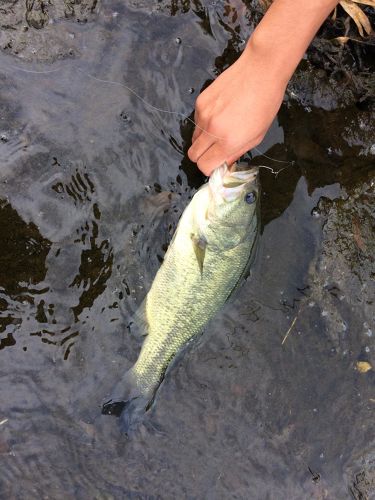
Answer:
(102, 162, 260, 432)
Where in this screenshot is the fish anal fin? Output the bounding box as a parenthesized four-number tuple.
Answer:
(191, 233, 207, 275)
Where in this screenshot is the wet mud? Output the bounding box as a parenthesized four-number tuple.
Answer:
(0, 1, 374, 498)
(1, 0, 98, 61)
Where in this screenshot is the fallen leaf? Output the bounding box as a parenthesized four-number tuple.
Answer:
(333, 36, 351, 44)
(356, 361, 372, 373)
(351, 0, 375, 7)
(339, 0, 373, 37)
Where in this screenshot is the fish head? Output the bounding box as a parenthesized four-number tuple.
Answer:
(205, 162, 259, 248)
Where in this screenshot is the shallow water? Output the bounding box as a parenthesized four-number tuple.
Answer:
(0, 1, 374, 498)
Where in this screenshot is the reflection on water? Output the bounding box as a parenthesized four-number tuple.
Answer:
(0, 0, 374, 498)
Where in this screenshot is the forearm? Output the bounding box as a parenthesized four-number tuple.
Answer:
(188, 0, 340, 174)
(244, 0, 340, 86)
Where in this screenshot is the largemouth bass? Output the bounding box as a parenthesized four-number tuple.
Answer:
(102, 163, 259, 431)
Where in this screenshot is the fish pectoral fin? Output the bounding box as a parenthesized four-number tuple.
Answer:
(191, 233, 207, 275)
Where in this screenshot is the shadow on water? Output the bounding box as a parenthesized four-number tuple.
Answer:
(0, 201, 51, 349)
(0, 0, 374, 498)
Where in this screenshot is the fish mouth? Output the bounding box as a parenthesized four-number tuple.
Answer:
(210, 162, 259, 202)
(223, 164, 258, 187)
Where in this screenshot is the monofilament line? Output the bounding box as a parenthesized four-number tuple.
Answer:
(5, 62, 293, 168)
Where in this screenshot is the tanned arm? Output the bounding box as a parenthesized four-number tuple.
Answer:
(188, 0, 340, 175)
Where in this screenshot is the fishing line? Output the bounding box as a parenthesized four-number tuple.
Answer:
(77, 68, 293, 169)
(4, 62, 293, 170)
(253, 151, 293, 166)
(256, 165, 291, 177)
(5, 62, 223, 140)
(4, 65, 61, 74)
(75, 67, 223, 141)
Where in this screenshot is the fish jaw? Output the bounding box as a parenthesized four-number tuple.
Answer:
(209, 163, 259, 203)
(203, 163, 259, 249)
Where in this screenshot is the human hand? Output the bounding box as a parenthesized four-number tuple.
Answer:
(188, 44, 286, 176)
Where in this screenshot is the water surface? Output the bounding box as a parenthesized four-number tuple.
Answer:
(0, 1, 374, 498)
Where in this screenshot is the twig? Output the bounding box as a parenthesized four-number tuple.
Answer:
(281, 314, 299, 345)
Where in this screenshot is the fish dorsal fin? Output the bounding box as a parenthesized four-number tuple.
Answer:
(191, 233, 207, 275)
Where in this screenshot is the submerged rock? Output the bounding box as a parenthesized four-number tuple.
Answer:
(0, 0, 99, 62)
(309, 175, 374, 359)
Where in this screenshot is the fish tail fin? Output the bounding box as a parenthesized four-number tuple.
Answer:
(101, 369, 153, 434)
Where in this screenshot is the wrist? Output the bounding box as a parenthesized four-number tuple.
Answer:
(240, 33, 291, 90)
(242, 0, 339, 87)
(243, 29, 295, 87)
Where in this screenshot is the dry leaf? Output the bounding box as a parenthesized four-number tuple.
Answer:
(351, 0, 375, 7)
(339, 0, 373, 36)
(333, 36, 351, 43)
(356, 361, 373, 373)
(265, 0, 374, 37)
(331, 35, 370, 44)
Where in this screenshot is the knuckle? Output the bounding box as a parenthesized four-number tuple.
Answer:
(195, 95, 208, 115)
(195, 93, 204, 107)
(188, 147, 198, 163)
(205, 121, 222, 139)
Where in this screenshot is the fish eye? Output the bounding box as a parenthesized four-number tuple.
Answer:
(245, 192, 256, 204)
